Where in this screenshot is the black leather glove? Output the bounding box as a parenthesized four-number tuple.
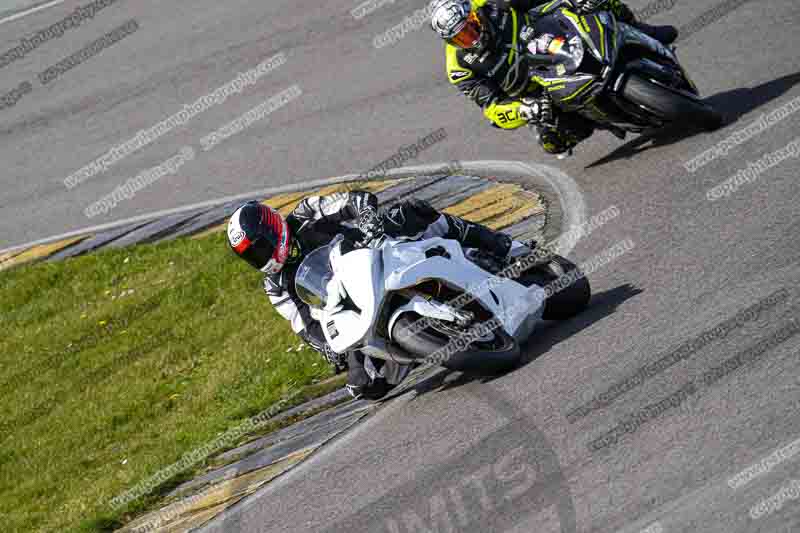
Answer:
(519, 96, 555, 127)
(357, 206, 384, 243)
(569, 0, 610, 14)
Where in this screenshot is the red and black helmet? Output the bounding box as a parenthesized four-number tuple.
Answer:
(227, 201, 291, 273)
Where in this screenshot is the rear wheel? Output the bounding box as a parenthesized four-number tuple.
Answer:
(391, 313, 520, 374)
(622, 74, 723, 131)
(518, 255, 591, 321)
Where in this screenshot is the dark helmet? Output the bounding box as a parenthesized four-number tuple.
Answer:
(227, 201, 291, 273)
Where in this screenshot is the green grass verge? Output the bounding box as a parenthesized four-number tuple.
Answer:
(0, 230, 338, 533)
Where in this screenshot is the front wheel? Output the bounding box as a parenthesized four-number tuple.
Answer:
(622, 74, 723, 131)
(391, 313, 520, 374)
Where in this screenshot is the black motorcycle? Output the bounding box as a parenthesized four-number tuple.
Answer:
(520, 4, 722, 151)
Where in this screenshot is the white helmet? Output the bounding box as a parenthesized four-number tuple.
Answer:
(430, 0, 485, 49)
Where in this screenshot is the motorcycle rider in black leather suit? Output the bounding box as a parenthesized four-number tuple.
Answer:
(430, 0, 679, 155)
(227, 190, 529, 399)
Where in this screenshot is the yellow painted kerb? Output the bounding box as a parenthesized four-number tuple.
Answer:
(0, 236, 88, 271)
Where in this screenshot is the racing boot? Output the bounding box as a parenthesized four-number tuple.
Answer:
(632, 20, 679, 45)
(614, 1, 678, 45)
(535, 112, 596, 156)
(345, 352, 394, 400)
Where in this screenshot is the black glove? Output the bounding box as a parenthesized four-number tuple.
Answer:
(519, 96, 555, 127)
(357, 206, 384, 243)
(569, 0, 610, 13)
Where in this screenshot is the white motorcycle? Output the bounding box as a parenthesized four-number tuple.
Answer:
(295, 234, 590, 375)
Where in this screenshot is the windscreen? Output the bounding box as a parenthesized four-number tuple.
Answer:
(295, 244, 334, 309)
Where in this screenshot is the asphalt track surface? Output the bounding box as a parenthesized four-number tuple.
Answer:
(3, 0, 800, 532)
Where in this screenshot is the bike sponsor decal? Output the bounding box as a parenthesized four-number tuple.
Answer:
(227, 214, 246, 248)
(548, 36, 566, 54)
(229, 230, 245, 247)
(326, 321, 339, 339)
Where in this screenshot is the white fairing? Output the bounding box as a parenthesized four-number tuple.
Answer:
(318, 237, 546, 359)
(382, 238, 545, 341)
(324, 247, 384, 353)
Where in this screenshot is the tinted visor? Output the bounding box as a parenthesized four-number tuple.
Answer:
(239, 235, 276, 270)
(449, 11, 482, 49)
